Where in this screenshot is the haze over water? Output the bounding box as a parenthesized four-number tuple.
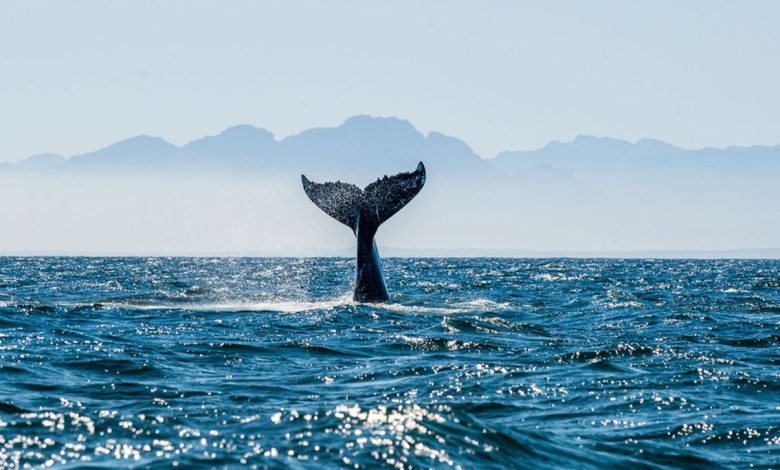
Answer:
(1, 257, 778, 468)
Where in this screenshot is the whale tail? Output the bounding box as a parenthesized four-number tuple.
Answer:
(301, 162, 426, 232)
(301, 162, 426, 303)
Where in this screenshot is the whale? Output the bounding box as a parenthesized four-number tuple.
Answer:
(301, 162, 426, 302)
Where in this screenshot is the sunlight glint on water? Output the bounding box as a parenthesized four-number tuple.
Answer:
(0, 257, 779, 468)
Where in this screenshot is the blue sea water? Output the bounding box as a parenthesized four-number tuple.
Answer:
(0, 257, 779, 469)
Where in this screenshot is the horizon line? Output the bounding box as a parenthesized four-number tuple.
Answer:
(2, 247, 779, 260)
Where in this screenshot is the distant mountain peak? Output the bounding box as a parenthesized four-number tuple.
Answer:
(343, 114, 412, 127)
(121, 134, 170, 144)
(217, 124, 275, 139)
(104, 134, 177, 152)
(340, 114, 421, 136)
(183, 124, 275, 148)
(572, 134, 631, 145)
(180, 124, 277, 161)
(65, 134, 178, 168)
(15, 153, 66, 170)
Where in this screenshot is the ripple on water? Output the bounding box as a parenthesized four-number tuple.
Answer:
(0, 257, 779, 468)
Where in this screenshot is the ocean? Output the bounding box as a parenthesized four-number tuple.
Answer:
(0, 257, 778, 469)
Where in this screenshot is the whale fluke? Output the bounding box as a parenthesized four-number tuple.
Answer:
(300, 177, 363, 231)
(363, 162, 427, 225)
(301, 162, 426, 302)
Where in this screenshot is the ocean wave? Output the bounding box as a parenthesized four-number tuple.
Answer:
(1, 257, 778, 468)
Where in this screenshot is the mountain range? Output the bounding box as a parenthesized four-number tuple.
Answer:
(5, 115, 779, 181)
(1, 115, 779, 257)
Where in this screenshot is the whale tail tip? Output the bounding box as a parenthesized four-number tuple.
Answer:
(302, 162, 426, 231)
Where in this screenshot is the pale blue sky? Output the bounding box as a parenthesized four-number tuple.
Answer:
(1, 0, 779, 162)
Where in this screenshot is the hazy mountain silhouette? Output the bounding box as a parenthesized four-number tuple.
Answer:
(1, 115, 779, 256)
(4, 115, 494, 179)
(66, 135, 179, 170)
(6, 115, 779, 181)
(493, 135, 780, 178)
(180, 125, 277, 170)
(14, 153, 65, 171)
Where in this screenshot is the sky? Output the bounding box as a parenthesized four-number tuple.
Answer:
(1, 0, 779, 163)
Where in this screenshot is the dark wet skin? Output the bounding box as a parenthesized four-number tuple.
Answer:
(353, 208, 389, 302)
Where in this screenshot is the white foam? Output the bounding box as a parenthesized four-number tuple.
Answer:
(452, 298, 511, 310)
(61, 295, 508, 315)
(373, 298, 509, 315)
(90, 295, 354, 314)
(373, 303, 464, 315)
